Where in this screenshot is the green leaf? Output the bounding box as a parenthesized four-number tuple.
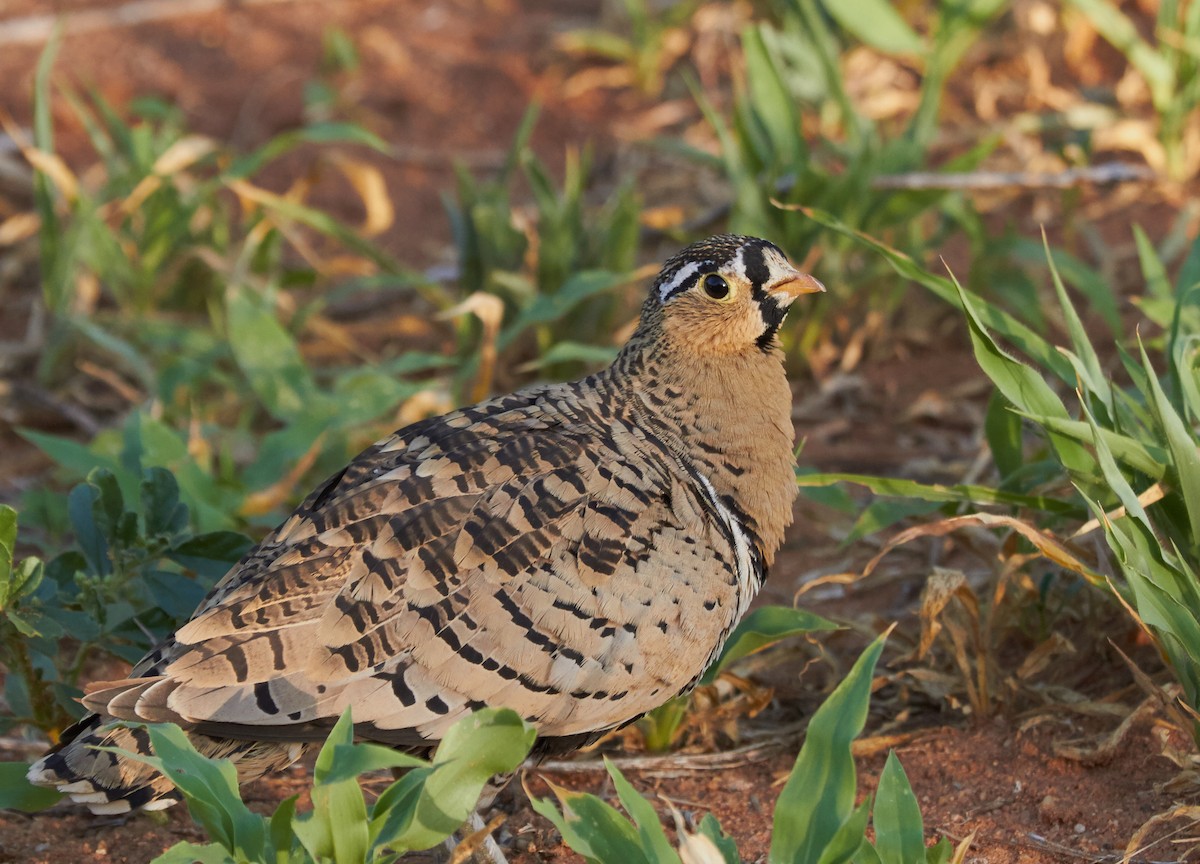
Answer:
(168, 532, 254, 579)
(320, 742, 426, 784)
(846, 498, 944, 544)
(141, 467, 188, 538)
(225, 285, 319, 422)
(389, 708, 536, 851)
(1137, 338, 1200, 553)
(815, 797, 870, 864)
(68, 482, 110, 577)
(19, 428, 120, 480)
(1043, 232, 1111, 414)
(984, 392, 1023, 480)
(795, 472, 1079, 516)
(0, 763, 64, 812)
(150, 842, 237, 864)
(528, 781, 663, 864)
(702, 606, 840, 684)
(109, 724, 267, 861)
(499, 270, 628, 350)
(0, 506, 16, 587)
(294, 707, 369, 864)
(268, 794, 300, 864)
(697, 813, 740, 864)
(817, 0, 925, 55)
(608, 759, 678, 862)
(9, 559, 46, 607)
(872, 753, 925, 864)
(770, 632, 887, 864)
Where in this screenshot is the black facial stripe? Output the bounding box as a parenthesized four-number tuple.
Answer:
(756, 295, 788, 351)
(742, 244, 770, 295)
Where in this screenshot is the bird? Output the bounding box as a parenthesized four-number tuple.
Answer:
(28, 233, 823, 815)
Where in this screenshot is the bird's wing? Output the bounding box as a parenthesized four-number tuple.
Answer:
(84, 386, 749, 744)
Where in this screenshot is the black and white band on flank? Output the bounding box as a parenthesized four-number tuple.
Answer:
(691, 470, 761, 621)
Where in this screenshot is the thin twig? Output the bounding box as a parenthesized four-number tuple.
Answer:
(0, 0, 309, 46)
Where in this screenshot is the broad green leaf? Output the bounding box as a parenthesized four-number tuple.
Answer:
(268, 795, 300, 864)
(169, 532, 254, 579)
(0, 763, 64, 812)
(9, 559, 46, 607)
(320, 742, 426, 784)
(109, 723, 267, 860)
(702, 606, 839, 684)
(225, 285, 319, 422)
(984, 392, 1023, 480)
(141, 467, 188, 538)
(150, 842, 236, 864)
(817, 0, 925, 55)
(697, 813, 740, 864)
(391, 708, 535, 851)
(19, 428, 121, 480)
(872, 753, 925, 864)
(814, 797, 869, 864)
(528, 780, 663, 864)
(770, 632, 887, 864)
(0, 505, 16, 589)
(499, 270, 628, 350)
(68, 482, 110, 577)
(1134, 224, 1174, 301)
(295, 708, 369, 864)
(742, 24, 804, 168)
(952, 273, 1095, 480)
(523, 342, 620, 371)
(608, 759, 678, 862)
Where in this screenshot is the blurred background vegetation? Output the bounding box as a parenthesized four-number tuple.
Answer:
(0, 0, 1198, 859)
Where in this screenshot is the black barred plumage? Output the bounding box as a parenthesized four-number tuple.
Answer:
(28, 234, 823, 814)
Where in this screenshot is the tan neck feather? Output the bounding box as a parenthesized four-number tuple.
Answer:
(614, 335, 797, 563)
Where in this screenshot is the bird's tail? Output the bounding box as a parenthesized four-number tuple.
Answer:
(27, 714, 307, 815)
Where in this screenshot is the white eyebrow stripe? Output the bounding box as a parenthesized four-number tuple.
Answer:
(732, 245, 748, 282)
(657, 261, 703, 301)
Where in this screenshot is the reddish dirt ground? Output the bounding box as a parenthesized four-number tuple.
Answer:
(2, 1, 1199, 863)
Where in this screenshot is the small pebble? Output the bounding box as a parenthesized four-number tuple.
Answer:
(1074, 823, 1086, 834)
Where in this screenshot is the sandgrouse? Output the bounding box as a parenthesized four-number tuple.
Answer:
(28, 234, 823, 814)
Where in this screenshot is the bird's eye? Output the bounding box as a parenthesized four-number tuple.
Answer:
(701, 274, 731, 300)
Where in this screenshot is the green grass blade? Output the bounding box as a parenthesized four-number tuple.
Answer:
(528, 781, 660, 864)
(815, 0, 924, 55)
(871, 753, 925, 864)
(1134, 225, 1174, 301)
(770, 632, 887, 864)
(606, 759, 678, 862)
(795, 472, 1080, 516)
(701, 606, 840, 684)
(1137, 338, 1200, 552)
(1043, 231, 1111, 412)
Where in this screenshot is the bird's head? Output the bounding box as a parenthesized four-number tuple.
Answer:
(640, 234, 824, 357)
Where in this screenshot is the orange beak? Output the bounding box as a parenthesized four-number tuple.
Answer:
(767, 271, 826, 302)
